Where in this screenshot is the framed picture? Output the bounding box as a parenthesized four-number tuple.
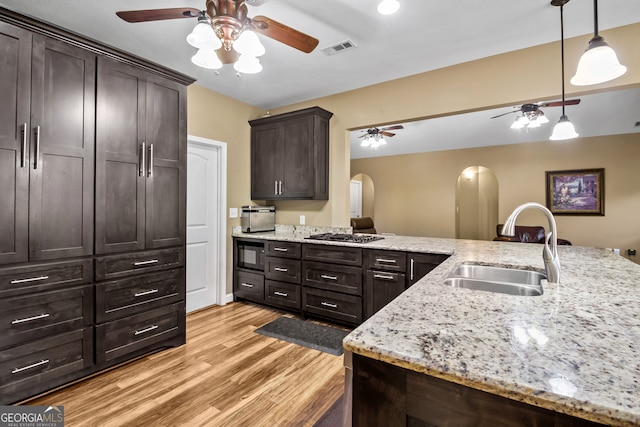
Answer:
(546, 168, 604, 215)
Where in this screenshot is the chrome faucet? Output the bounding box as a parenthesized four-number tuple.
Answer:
(501, 202, 561, 283)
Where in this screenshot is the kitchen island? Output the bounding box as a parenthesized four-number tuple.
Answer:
(233, 226, 640, 425)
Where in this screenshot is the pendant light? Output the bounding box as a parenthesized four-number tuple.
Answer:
(570, 0, 627, 86)
(550, 1, 579, 141)
(377, 0, 400, 15)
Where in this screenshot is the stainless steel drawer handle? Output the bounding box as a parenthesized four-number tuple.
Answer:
(320, 274, 338, 281)
(147, 143, 154, 177)
(321, 301, 338, 309)
(21, 123, 27, 168)
(410, 259, 415, 280)
(133, 259, 159, 266)
(240, 283, 254, 288)
(274, 291, 288, 297)
(12, 359, 49, 374)
(34, 125, 40, 170)
(374, 274, 395, 280)
(273, 247, 289, 252)
(134, 325, 159, 336)
(139, 142, 146, 177)
(10, 275, 49, 284)
(377, 258, 397, 264)
(274, 267, 289, 272)
(134, 289, 159, 297)
(12, 313, 50, 325)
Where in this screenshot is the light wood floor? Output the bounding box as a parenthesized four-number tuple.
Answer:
(28, 303, 347, 426)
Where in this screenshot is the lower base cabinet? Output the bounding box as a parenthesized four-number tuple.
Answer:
(303, 287, 362, 325)
(265, 280, 301, 310)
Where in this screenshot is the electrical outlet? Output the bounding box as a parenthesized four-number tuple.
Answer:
(229, 208, 238, 218)
(613, 248, 620, 255)
(299, 215, 306, 225)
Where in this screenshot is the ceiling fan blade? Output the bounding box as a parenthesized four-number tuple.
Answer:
(539, 99, 581, 107)
(251, 15, 319, 53)
(490, 110, 518, 119)
(116, 8, 201, 23)
(217, 48, 240, 64)
(379, 125, 404, 131)
(380, 131, 396, 137)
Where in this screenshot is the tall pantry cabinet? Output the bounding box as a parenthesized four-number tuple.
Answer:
(0, 9, 192, 404)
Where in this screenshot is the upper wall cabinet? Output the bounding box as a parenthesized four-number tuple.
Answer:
(95, 57, 187, 254)
(0, 24, 95, 265)
(249, 107, 333, 200)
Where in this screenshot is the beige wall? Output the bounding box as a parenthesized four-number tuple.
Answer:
(187, 23, 640, 293)
(351, 134, 640, 259)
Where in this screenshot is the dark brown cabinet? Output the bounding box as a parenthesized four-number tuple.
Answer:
(263, 241, 302, 310)
(364, 249, 407, 319)
(406, 252, 450, 288)
(0, 27, 95, 265)
(95, 57, 186, 255)
(249, 107, 332, 200)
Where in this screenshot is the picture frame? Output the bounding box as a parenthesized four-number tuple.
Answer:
(545, 168, 604, 215)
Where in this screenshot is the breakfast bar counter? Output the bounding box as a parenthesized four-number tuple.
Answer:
(233, 226, 640, 425)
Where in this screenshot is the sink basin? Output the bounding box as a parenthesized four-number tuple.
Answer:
(443, 264, 545, 296)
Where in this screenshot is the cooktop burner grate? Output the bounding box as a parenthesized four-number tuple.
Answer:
(305, 233, 384, 244)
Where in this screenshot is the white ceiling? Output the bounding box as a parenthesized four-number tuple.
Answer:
(2, 0, 638, 159)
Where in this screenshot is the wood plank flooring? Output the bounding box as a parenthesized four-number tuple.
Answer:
(27, 303, 347, 426)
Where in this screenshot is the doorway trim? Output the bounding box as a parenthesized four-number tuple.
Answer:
(187, 134, 228, 308)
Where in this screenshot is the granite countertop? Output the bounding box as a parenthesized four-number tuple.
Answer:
(232, 226, 640, 425)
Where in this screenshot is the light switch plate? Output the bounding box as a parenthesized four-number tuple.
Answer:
(299, 215, 306, 225)
(229, 208, 238, 218)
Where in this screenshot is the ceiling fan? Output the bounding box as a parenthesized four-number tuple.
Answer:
(116, 0, 319, 70)
(490, 99, 581, 129)
(358, 125, 404, 148)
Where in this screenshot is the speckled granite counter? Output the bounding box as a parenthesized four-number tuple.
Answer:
(232, 227, 640, 425)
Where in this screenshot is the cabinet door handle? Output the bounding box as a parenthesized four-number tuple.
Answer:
(21, 123, 27, 168)
(12, 359, 49, 374)
(273, 247, 288, 252)
(240, 283, 254, 288)
(274, 291, 288, 297)
(139, 142, 146, 177)
(133, 259, 159, 266)
(374, 274, 395, 280)
(321, 301, 338, 309)
(134, 289, 159, 297)
(274, 267, 288, 272)
(33, 125, 40, 169)
(320, 274, 338, 281)
(10, 275, 49, 284)
(376, 258, 397, 264)
(410, 259, 415, 281)
(274, 180, 278, 195)
(134, 325, 158, 336)
(279, 180, 283, 195)
(147, 143, 154, 177)
(12, 313, 50, 325)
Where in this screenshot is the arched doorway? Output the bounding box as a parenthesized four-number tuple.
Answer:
(455, 166, 498, 240)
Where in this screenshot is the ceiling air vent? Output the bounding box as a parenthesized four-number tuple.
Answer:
(321, 40, 357, 56)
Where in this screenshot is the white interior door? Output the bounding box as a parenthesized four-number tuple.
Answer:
(350, 180, 362, 218)
(186, 136, 227, 312)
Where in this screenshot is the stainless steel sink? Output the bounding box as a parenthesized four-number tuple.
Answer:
(443, 264, 545, 296)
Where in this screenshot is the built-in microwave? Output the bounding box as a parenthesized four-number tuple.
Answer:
(237, 241, 265, 271)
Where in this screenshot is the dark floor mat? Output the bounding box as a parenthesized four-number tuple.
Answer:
(255, 317, 349, 356)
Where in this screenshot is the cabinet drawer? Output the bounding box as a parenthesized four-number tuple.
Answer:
(303, 261, 363, 296)
(265, 257, 301, 284)
(95, 248, 185, 281)
(265, 280, 301, 310)
(96, 269, 185, 323)
(0, 328, 93, 404)
(303, 244, 362, 266)
(0, 259, 93, 297)
(303, 288, 362, 325)
(0, 285, 93, 350)
(265, 241, 301, 259)
(365, 250, 407, 272)
(96, 303, 184, 364)
(234, 271, 265, 302)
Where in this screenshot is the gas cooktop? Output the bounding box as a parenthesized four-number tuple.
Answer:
(305, 233, 384, 244)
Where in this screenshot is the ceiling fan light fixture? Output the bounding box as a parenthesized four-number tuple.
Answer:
(360, 138, 371, 147)
(527, 118, 541, 129)
(511, 117, 526, 129)
(234, 54, 262, 74)
(187, 19, 222, 50)
(550, 115, 579, 140)
(377, 0, 400, 15)
(234, 30, 265, 57)
(191, 48, 223, 69)
(570, 38, 627, 86)
(537, 112, 549, 124)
